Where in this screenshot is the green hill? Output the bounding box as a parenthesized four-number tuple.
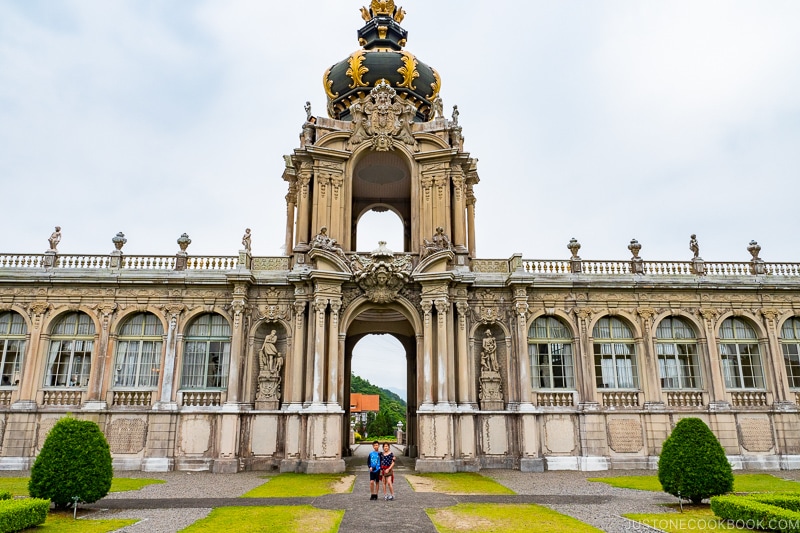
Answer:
(351, 373, 406, 438)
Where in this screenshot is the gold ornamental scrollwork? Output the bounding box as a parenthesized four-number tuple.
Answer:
(396, 51, 419, 90)
(346, 51, 370, 89)
(429, 67, 441, 99)
(370, 0, 395, 16)
(323, 67, 339, 99)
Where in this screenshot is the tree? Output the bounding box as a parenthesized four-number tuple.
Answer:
(658, 417, 733, 504)
(29, 417, 113, 508)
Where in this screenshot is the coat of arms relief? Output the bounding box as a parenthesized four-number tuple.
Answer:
(348, 79, 419, 152)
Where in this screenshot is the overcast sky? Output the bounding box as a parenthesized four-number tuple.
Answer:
(3, 1, 800, 398)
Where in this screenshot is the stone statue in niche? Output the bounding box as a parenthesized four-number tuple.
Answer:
(346, 79, 419, 152)
(480, 329, 499, 372)
(256, 328, 283, 409)
(479, 328, 504, 410)
(420, 227, 452, 258)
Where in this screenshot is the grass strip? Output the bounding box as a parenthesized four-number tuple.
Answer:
(0, 477, 164, 497)
(626, 505, 748, 532)
(241, 473, 353, 498)
(179, 505, 343, 533)
(428, 503, 601, 533)
(589, 474, 800, 494)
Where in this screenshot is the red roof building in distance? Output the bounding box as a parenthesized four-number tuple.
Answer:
(350, 393, 380, 426)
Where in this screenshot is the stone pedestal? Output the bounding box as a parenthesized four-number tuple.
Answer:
(691, 257, 705, 275)
(479, 370, 504, 411)
(43, 250, 57, 268)
(255, 373, 281, 410)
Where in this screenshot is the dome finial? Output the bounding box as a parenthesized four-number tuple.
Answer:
(361, 1, 405, 23)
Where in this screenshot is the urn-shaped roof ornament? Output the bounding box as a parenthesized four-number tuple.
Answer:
(747, 240, 762, 261)
(628, 238, 642, 259)
(112, 232, 127, 251)
(177, 233, 192, 253)
(567, 238, 581, 260)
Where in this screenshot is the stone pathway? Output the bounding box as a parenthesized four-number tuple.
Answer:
(75, 458, 680, 532)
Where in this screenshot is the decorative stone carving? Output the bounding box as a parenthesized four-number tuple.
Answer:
(347, 79, 419, 152)
(350, 242, 412, 304)
(420, 227, 452, 259)
(739, 417, 774, 452)
(628, 238, 644, 274)
(690, 234, 700, 259)
(256, 329, 284, 409)
(479, 329, 504, 410)
(310, 226, 346, 259)
(607, 419, 644, 453)
(106, 419, 147, 454)
(112, 232, 127, 251)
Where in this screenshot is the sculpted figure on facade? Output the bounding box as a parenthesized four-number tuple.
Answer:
(431, 96, 444, 119)
(259, 330, 282, 375)
(256, 328, 283, 407)
(311, 226, 347, 259)
(47, 226, 62, 252)
(480, 329, 499, 372)
(479, 328, 504, 409)
(421, 227, 452, 258)
(690, 234, 700, 259)
(242, 228, 252, 253)
(346, 79, 419, 152)
(351, 241, 412, 303)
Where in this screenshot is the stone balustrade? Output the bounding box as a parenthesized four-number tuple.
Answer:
(181, 391, 223, 407)
(730, 391, 769, 408)
(42, 390, 83, 406)
(536, 391, 575, 407)
(666, 391, 705, 408)
(0, 390, 11, 407)
(602, 391, 640, 408)
(112, 390, 153, 407)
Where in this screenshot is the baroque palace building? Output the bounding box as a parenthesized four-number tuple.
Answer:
(2, 1, 800, 474)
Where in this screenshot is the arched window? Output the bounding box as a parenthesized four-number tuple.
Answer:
(114, 313, 163, 389)
(655, 317, 701, 389)
(528, 316, 574, 389)
(0, 312, 27, 387)
(46, 312, 95, 388)
(781, 317, 800, 389)
(593, 317, 638, 389)
(180, 314, 231, 390)
(719, 317, 764, 389)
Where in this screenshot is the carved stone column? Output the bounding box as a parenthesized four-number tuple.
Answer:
(455, 301, 472, 406)
(466, 188, 476, 257)
(762, 308, 791, 406)
(326, 299, 342, 406)
(284, 186, 296, 256)
(311, 297, 328, 406)
(575, 308, 597, 408)
(156, 309, 181, 408)
(451, 171, 467, 252)
(225, 284, 249, 406)
(699, 308, 728, 408)
(295, 168, 312, 250)
(287, 300, 307, 408)
(435, 298, 450, 406)
(513, 288, 534, 409)
(86, 303, 116, 409)
(15, 302, 50, 409)
(420, 300, 434, 407)
(637, 308, 662, 407)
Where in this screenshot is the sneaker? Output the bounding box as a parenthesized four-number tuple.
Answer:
(384, 494, 388, 500)
(389, 495, 394, 500)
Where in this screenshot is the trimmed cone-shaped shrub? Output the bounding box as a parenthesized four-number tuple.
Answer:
(658, 417, 733, 504)
(28, 417, 113, 508)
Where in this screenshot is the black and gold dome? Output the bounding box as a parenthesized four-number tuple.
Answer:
(324, 0, 441, 122)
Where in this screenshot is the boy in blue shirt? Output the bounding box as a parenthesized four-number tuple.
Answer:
(367, 440, 381, 500)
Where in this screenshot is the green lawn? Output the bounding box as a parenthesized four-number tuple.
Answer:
(0, 477, 164, 497)
(626, 505, 748, 532)
(428, 503, 601, 533)
(179, 506, 343, 533)
(410, 473, 515, 494)
(241, 473, 353, 498)
(588, 474, 800, 494)
(34, 510, 137, 532)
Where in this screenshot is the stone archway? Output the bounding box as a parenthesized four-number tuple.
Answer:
(341, 303, 419, 458)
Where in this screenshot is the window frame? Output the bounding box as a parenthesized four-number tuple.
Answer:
(0, 312, 27, 388)
(45, 312, 95, 389)
(593, 316, 639, 390)
(528, 316, 575, 390)
(179, 314, 231, 391)
(654, 316, 702, 390)
(718, 317, 765, 390)
(113, 313, 164, 390)
(780, 317, 800, 389)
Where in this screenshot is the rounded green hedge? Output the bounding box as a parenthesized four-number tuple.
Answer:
(28, 417, 113, 508)
(658, 417, 733, 504)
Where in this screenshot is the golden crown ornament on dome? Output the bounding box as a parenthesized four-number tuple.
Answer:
(361, 0, 405, 22)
